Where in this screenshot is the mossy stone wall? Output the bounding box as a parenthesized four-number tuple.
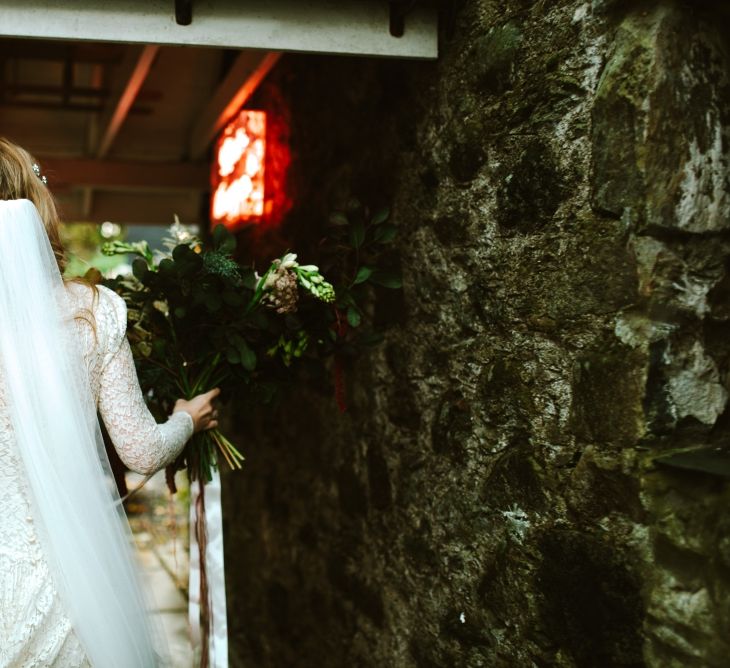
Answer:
(222, 2, 730, 666)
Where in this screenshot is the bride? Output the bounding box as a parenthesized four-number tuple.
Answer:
(0, 137, 219, 667)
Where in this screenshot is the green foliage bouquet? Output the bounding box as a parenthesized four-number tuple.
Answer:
(101, 224, 337, 484)
(100, 202, 400, 487)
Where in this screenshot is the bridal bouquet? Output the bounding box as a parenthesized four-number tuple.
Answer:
(99, 200, 400, 486)
(101, 222, 336, 484)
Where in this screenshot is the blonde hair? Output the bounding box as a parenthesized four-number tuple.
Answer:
(0, 137, 98, 331)
(0, 137, 67, 273)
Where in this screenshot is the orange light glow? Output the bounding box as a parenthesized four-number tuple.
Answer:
(211, 110, 266, 229)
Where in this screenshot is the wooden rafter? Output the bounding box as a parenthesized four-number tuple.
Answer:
(189, 51, 280, 160)
(0, 40, 126, 64)
(96, 45, 159, 158)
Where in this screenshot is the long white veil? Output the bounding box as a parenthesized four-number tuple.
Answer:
(0, 199, 167, 666)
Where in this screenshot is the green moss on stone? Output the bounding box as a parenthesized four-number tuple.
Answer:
(472, 21, 523, 94)
(571, 342, 646, 445)
(497, 139, 565, 234)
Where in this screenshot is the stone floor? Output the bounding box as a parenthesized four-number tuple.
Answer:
(127, 469, 195, 668)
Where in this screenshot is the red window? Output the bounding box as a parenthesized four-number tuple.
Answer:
(211, 110, 266, 229)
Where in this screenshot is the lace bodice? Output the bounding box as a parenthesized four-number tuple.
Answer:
(0, 282, 193, 667)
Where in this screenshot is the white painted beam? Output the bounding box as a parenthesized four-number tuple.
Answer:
(189, 51, 280, 160)
(97, 45, 159, 158)
(0, 0, 437, 59)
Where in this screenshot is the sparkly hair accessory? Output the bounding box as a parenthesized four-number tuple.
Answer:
(32, 163, 48, 185)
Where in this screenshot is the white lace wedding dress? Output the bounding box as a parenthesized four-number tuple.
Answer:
(0, 283, 194, 667)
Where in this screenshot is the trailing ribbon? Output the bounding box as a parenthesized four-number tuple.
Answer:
(189, 470, 228, 667)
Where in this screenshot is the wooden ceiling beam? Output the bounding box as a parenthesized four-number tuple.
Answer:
(1, 83, 161, 101)
(0, 41, 126, 64)
(189, 51, 280, 160)
(96, 45, 159, 158)
(0, 100, 108, 112)
(38, 156, 209, 191)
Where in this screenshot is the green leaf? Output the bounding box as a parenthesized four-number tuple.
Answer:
(335, 288, 350, 309)
(172, 244, 192, 261)
(132, 258, 148, 280)
(349, 221, 365, 248)
(370, 271, 402, 289)
(240, 267, 257, 290)
(173, 245, 203, 276)
(226, 347, 240, 364)
(206, 293, 222, 311)
(371, 207, 390, 225)
(374, 224, 397, 243)
(327, 212, 349, 227)
(353, 266, 373, 285)
(232, 335, 257, 371)
(187, 252, 204, 272)
(222, 290, 243, 307)
(347, 306, 361, 328)
(174, 306, 187, 318)
(335, 290, 357, 309)
(158, 258, 175, 275)
(240, 345, 257, 371)
(212, 223, 236, 254)
(359, 331, 385, 346)
(222, 237, 236, 254)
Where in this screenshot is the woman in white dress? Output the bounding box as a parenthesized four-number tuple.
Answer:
(0, 137, 220, 667)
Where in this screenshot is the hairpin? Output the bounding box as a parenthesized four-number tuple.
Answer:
(32, 163, 48, 185)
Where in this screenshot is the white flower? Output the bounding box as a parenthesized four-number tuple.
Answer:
(281, 253, 298, 269)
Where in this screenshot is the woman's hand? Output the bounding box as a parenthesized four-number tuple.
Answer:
(173, 388, 221, 433)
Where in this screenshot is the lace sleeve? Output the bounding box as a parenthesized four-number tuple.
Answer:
(97, 290, 194, 476)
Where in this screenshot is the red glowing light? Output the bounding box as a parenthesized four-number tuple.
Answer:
(211, 110, 267, 228)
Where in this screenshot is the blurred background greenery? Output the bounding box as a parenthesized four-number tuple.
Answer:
(61, 222, 200, 278)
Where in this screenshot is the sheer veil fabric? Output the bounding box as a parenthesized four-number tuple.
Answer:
(0, 199, 168, 666)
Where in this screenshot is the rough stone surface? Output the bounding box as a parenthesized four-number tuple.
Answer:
(222, 2, 730, 666)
